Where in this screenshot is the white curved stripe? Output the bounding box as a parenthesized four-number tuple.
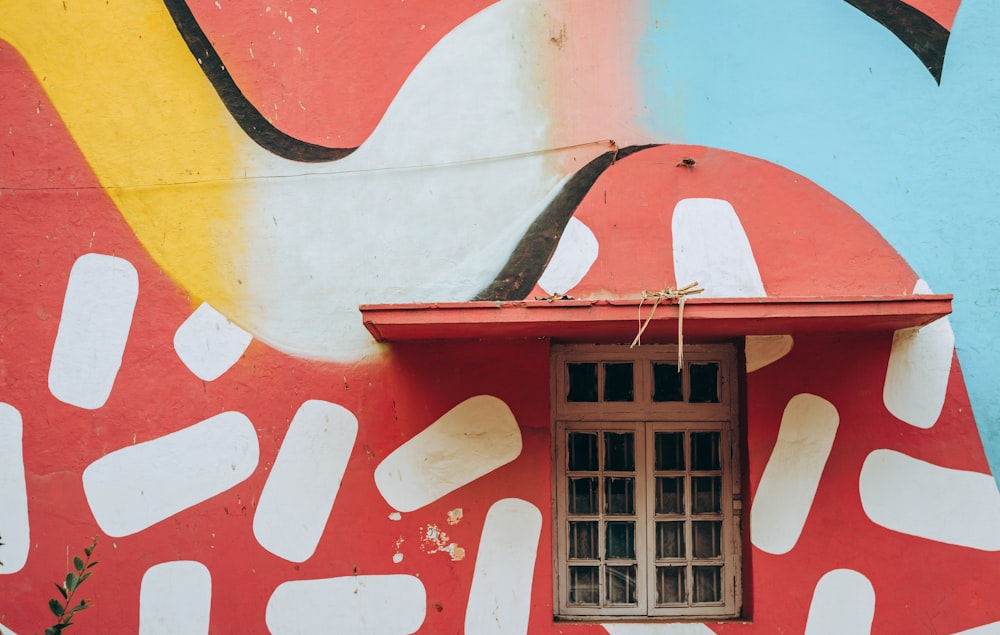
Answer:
(83, 411, 259, 536)
(375, 396, 522, 512)
(537, 218, 599, 295)
(672, 198, 766, 298)
(883, 280, 954, 428)
(952, 622, 1000, 634)
(751, 394, 839, 554)
(465, 499, 542, 635)
(860, 449, 1000, 550)
(48, 253, 138, 409)
(0, 403, 28, 574)
(139, 561, 211, 635)
(603, 623, 717, 634)
(804, 569, 875, 635)
(745, 334, 794, 372)
(266, 575, 425, 635)
(235, 0, 618, 361)
(174, 302, 252, 381)
(254, 401, 357, 562)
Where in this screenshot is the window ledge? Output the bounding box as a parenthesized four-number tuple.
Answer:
(359, 295, 952, 343)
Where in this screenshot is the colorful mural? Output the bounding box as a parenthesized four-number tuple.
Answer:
(2, 0, 999, 633)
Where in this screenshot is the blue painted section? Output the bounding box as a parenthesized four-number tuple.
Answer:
(638, 0, 1000, 484)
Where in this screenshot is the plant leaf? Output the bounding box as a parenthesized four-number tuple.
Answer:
(49, 597, 65, 617)
(86, 561, 99, 569)
(55, 582, 68, 599)
(65, 572, 79, 593)
(73, 556, 84, 573)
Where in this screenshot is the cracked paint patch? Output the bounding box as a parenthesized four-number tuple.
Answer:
(420, 524, 465, 561)
(446, 508, 463, 525)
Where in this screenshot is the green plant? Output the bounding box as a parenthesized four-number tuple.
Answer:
(42, 537, 98, 635)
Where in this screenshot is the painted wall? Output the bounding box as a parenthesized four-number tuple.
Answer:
(1, 1, 999, 633)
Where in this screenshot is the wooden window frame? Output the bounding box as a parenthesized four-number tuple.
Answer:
(552, 344, 742, 621)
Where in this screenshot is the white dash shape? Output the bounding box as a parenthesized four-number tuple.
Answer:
(804, 569, 875, 635)
(0, 403, 28, 574)
(254, 400, 357, 562)
(883, 279, 954, 428)
(751, 394, 839, 554)
(48, 253, 138, 409)
(83, 411, 259, 536)
(266, 575, 425, 634)
(860, 449, 1000, 550)
(745, 334, 794, 372)
(465, 498, 542, 635)
(375, 395, 522, 512)
(537, 217, 599, 296)
(672, 198, 766, 297)
(174, 302, 253, 381)
(139, 561, 211, 635)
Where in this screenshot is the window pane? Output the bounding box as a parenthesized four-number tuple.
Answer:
(692, 476, 722, 514)
(689, 362, 720, 403)
(567, 363, 598, 402)
(693, 521, 722, 559)
(568, 477, 598, 515)
(567, 432, 598, 471)
(656, 566, 687, 605)
(604, 432, 635, 472)
(692, 566, 722, 603)
(604, 477, 635, 515)
(568, 566, 600, 605)
(604, 362, 634, 402)
(568, 521, 598, 559)
(606, 565, 637, 605)
(655, 432, 685, 471)
(655, 476, 685, 515)
(652, 362, 683, 402)
(655, 521, 685, 559)
(691, 431, 721, 471)
(605, 521, 635, 559)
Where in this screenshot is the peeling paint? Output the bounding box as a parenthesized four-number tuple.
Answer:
(446, 508, 463, 525)
(420, 524, 464, 561)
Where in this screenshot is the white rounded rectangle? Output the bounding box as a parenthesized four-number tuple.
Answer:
(751, 393, 839, 554)
(82, 411, 259, 536)
(860, 449, 1000, 550)
(672, 198, 766, 297)
(173, 302, 253, 381)
(48, 253, 138, 409)
(253, 400, 358, 562)
(139, 561, 211, 635)
(374, 395, 522, 512)
(0, 403, 29, 574)
(465, 498, 542, 635)
(804, 569, 875, 635)
(266, 574, 425, 634)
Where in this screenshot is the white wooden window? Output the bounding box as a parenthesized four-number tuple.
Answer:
(553, 344, 742, 620)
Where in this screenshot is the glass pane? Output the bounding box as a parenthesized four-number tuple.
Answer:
(691, 431, 721, 471)
(605, 521, 636, 559)
(693, 521, 722, 558)
(655, 432, 685, 471)
(692, 476, 722, 514)
(568, 477, 598, 515)
(604, 432, 635, 472)
(655, 476, 684, 515)
(603, 362, 634, 401)
(567, 363, 598, 402)
(606, 565, 637, 605)
(693, 566, 722, 603)
(689, 362, 720, 403)
(652, 362, 683, 401)
(604, 477, 635, 515)
(656, 566, 687, 605)
(568, 566, 600, 605)
(655, 521, 685, 559)
(568, 432, 598, 471)
(568, 521, 598, 559)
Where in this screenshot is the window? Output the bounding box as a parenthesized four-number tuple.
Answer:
(553, 344, 742, 620)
